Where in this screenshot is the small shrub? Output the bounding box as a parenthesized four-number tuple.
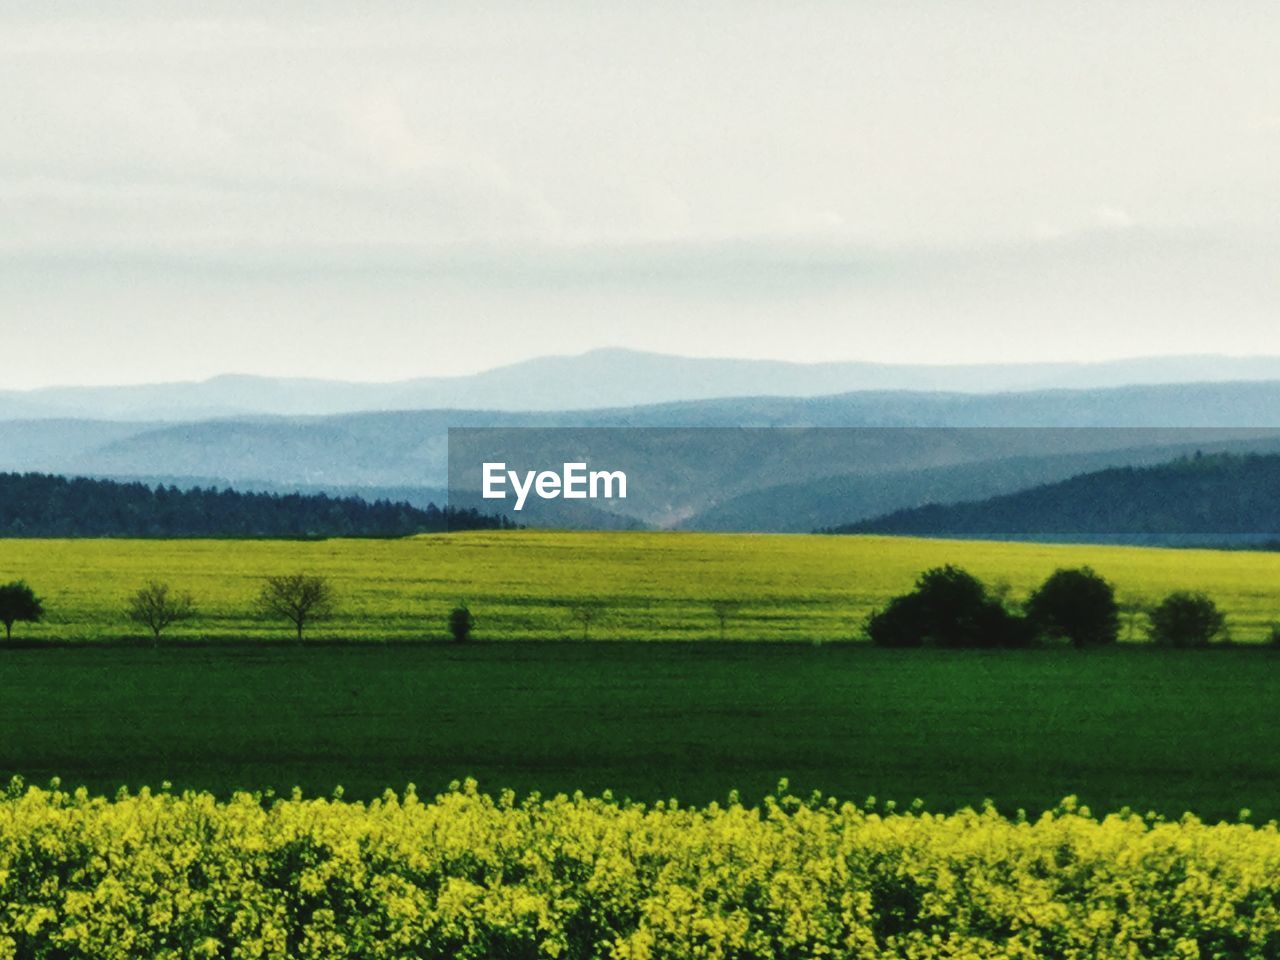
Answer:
(449, 603, 475, 643)
(866, 593, 927, 647)
(866, 566, 1030, 648)
(1148, 591, 1227, 647)
(1025, 567, 1120, 647)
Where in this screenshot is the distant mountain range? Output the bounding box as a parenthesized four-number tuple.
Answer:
(835, 453, 1280, 544)
(8, 349, 1280, 420)
(6, 352, 1280, 534)
(1, 382, 1278, 530)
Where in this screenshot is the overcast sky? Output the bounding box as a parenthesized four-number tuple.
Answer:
(2, 1, 1278, 387)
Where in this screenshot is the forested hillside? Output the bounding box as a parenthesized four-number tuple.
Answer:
(837, 453, 1280, 538)
(0, 472, 512, 537)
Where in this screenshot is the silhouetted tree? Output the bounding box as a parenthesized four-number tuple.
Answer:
(0, 580, 43, 640)
(866, 566, 1029, 648)
(257, 574, 335, 642)
(126, 581, 197, 645)
(1025, 567, 1120, 647)
(569, 602, 605, 640)
(1148, 592, 1227, 647)
(449, 603, 474, 643)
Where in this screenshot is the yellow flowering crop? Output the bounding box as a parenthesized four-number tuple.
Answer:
(2, 778, 1279, 959)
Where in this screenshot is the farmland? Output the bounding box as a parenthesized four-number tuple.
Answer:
(3, 530, 1280, 643)
(2, 641, 1280, 821)
(6, 780, 1280, 960)
(3, 531, 1280, 820)
(5, 531, 1280, 957)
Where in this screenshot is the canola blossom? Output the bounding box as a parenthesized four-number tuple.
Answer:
(2, 779, 1279, 960)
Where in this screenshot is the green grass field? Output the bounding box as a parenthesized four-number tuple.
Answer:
(3, 531, 1280, 642)
(4, 532, 1280, 821)
(2, 643, 1279, 821)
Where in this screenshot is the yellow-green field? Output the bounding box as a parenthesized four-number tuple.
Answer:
(5, 781, 1279, 960)
(3, 531, 1280, 642)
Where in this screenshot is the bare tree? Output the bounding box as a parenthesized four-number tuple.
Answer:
(257, 574, 335, 643)
(709, 599, 743, 641)
(569, 602, 605, 640)
(126, 580, 197, 645)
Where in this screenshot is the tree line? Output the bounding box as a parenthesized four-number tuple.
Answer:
(0, 567, 1269, 647)
(865, 565, 1252, 648)
(0, 472, 515, 538)
(0, 578, 598, 645)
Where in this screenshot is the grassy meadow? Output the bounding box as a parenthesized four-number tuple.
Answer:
(4, 531, 1280, 821)
(2, 530, 1280, 643)
(3, 643, 1280, 821)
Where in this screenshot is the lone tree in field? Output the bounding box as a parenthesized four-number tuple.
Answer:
(1025, 567, 1120, 647)
(709, 599, 743, 641)
(126, 581, 197, 645)
(448, 603, 474, 643)
(1148, 591, 1227, 647)
(569, 602, 605, 640)
(0, 580, 44, 640)
(257, 573, 335, 643)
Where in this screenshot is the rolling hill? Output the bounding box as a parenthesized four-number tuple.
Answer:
(678, 434, 1280, 532)
(3, 380, 1280, 531)
(837, 452, 1280, 543)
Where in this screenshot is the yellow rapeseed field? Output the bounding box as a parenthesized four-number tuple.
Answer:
(2, 778, 1278, 959)
(2, 531, 1279, 642)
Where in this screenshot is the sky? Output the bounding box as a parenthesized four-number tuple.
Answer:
(1, 1, 1278, 388)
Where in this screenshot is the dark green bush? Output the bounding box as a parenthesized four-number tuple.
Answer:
(1147, 592, 1226, 647)
(0, 580, 43, 640)
(866, 566, 1030, 648)
(448, 603, 475, 643)
(1025, 567, 1120, 647)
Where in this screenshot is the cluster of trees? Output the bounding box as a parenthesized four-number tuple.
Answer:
(0, 472, 515, 538)
(866, 565, 1233, 649)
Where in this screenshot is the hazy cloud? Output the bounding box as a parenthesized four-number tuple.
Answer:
(0, 1, 1277, 386)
